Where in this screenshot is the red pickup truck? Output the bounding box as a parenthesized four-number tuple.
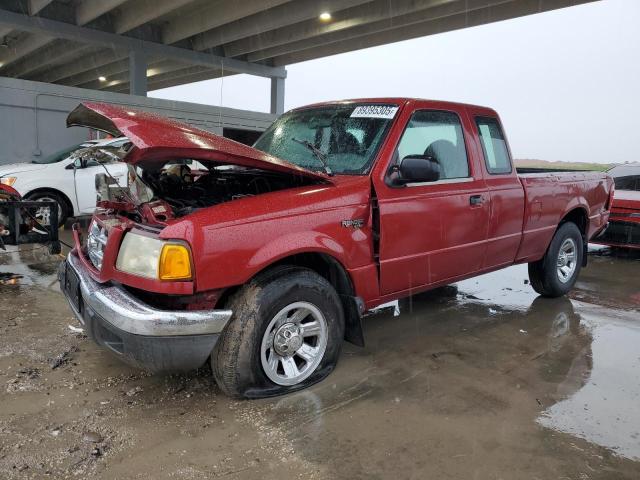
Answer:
(59, 99, 613, 398)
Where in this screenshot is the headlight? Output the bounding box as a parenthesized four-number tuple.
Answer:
(116, 233, 192, 281)
(1, 177, 17, 186)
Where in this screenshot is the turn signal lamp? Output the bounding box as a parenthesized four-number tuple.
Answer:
(159, 244, 192, 280)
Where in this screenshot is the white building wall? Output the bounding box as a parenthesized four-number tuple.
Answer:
(0, 76, 276, 165)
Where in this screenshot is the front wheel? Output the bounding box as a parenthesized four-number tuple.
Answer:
(528, 222, 584, 298)
(212, 266, 345, 399)
(25, 191, 68, 227)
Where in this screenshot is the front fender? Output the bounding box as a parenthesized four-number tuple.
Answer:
(247, 231, 347, 271)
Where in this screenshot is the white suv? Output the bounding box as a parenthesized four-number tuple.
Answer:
(0, 138, 128, 224)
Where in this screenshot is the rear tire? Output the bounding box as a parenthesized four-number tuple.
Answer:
(528, 222, 583, 298)
(212, 266, 345, 399)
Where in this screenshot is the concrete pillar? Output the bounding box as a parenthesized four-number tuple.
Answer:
(129, 49, 147, 96)
(270, 76, 285, 115)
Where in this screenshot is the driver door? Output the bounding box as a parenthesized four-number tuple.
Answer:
(376, 107, 490, 295)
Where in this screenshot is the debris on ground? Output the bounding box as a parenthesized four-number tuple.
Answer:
(125, 386, 143, 397)
(67, 324, 85, 334)
(16, 367, 40, 379)
(83, 431, 104, 443)
(48, 345, 79, 369)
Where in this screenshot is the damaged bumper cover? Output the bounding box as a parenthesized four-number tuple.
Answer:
(58, 253, 232, 372)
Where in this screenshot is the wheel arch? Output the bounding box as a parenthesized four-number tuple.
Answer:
(560, 206, 589, 235)
(222, 251, 365, 347)
(24, 187, 74, 218)
(559, 207, 589, 266)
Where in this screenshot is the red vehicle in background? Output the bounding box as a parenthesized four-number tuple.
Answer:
(59, 100, 613, 398)
(593, 163, 640, 249)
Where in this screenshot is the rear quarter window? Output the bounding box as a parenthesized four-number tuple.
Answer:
(475, 116, 512, 175)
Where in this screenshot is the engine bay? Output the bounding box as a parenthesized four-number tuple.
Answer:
(97, 159, 320, 224)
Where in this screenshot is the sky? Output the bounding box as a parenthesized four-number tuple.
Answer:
(150, 0, 640, 164)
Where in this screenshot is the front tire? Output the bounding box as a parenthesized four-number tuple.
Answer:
(212, 266, 345, 399)
(528, 222, 584, 298)
(25, 191, 69, 227)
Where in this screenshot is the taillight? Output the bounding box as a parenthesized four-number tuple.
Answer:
(605, 184, 615, 210)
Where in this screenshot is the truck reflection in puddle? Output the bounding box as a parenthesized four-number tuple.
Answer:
(538, 312, 640, 461)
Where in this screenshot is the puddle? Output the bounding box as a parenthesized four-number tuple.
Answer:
(0, 244, 62, 289)
(538, 312, 640, 461)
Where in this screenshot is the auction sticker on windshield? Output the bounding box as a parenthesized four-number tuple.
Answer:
(350, 105, 399, 119)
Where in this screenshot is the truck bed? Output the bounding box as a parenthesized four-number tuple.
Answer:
(515, 170, 611, 262)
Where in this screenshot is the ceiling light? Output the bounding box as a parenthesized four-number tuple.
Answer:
(98, 76, 106, 81)
(319, 12, 331, 21)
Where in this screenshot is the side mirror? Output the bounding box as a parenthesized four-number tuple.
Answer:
(65, 157, 85, 170)
(390, 155, 440, 185)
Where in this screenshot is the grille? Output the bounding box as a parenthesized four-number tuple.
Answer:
(87, 221, 108, 270)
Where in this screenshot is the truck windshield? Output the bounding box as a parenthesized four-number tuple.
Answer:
(253, 104, 398, 175)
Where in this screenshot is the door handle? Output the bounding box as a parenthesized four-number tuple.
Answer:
(470, 195, 484, 206)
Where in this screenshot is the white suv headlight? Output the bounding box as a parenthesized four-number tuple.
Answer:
(116, 232, 192, 281)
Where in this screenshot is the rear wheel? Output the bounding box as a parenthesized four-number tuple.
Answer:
(212, 266, 345, 399)
(528, 222, 583, 297)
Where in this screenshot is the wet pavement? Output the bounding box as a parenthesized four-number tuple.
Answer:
(0, 232, 639, 479)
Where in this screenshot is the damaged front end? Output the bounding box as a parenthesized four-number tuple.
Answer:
(97, 160, 320, 225)
(59, 102, 333, 372)
(68, 102, 329, 226)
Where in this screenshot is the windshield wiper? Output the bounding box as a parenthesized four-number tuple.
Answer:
(291, 138, 333, 176)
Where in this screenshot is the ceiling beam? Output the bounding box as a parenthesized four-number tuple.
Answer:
(191, 0, 370, 52)
(75, 0, 128, 26)
(24, 44, 100, 79)
(113, 0, 194, 34)
(2, 39, 88, 77)
(62, 58, 130, 86)
(31, 48, 127, 83)
(28, 0, 53, 16)
(232, 0, 455, 60)
(76, 59, 191, 90)
(161, 0, 291, 45)
(110, 66, 225, 93)
(148, 68, 226, 91)
(0, 9, 286, 78)
(246, 0, 504, 62)
(0, 32, 52, 68)
(271, 0, 596, 66)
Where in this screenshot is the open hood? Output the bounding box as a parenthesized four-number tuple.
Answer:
(67, 102, 329, 182)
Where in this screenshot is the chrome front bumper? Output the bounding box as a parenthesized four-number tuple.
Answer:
(62, 253, 232, 337)
(59, 253, 233, 372)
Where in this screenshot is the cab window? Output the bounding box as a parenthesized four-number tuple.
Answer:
(396, 110, 470, 180)
(475, 116, 512, 174)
